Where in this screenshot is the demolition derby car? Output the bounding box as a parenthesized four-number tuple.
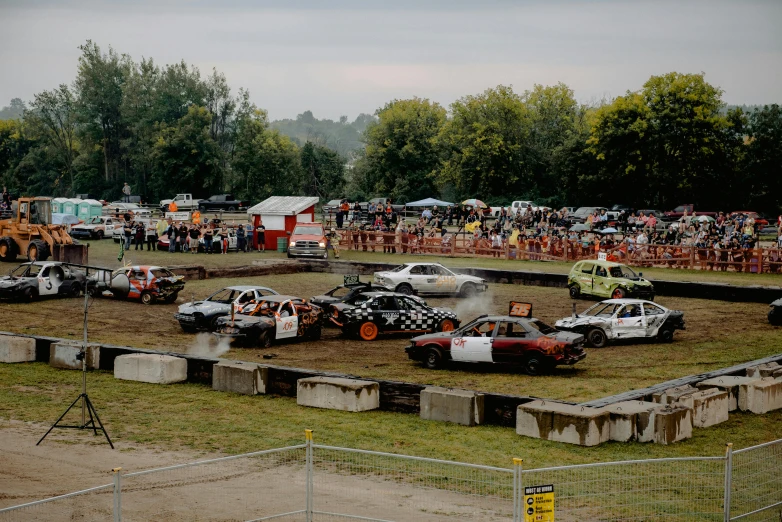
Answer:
(0, 261, 85, 301)
(373, 262, 488, 297)
(175, 285, 279, 332)
(89, 265, 185, 305)
(555, 299, 685, 348)
(406, 302, 586, 375)
(567, 259, 655, 300)
(770, 299, 782, 326)
(70, 216, 120, 240)
(329, 291, 459, 341)
(215, 295, 323, 347)
(310, 279, 376, 310)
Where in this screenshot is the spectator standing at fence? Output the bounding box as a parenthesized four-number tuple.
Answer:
(176, 223, 187, 252)
(123, 220, 133, 250)
(166, 221, 177, 253)
(256, 219, 266, 252)
(122, 182, 131, 203)
(133, 221, 145, 250)
(187, 225, 199, 253)
(236, 224, 246, 252)
(146, 220, 158, 251)
(218, 225, 228, 254)
(203, 226, 214, 254)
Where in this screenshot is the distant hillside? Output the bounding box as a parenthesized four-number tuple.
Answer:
(270, 111, 376, 158)
(0, 98, 25, 120)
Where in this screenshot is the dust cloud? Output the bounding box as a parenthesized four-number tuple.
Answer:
(184, 332, 231, 358)
(452, 290, 495, 322)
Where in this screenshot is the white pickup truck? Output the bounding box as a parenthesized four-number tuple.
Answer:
(160, 194, 202, 212)
(489, 200, 549, 218)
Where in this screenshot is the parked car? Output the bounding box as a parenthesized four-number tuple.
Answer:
(106, 202, 152, 218)
(373, 262, 488, 297)
(769, 299, 782, 326)
(568, 260, 655, 300)
(664, 204, 718, 220)
(329, 291, 459, 341)
(405, 312, 586, 375)
(198, 194, 248, 212)
(159, 193, 200, 212)
(288, 222, 328, 259)
(569, 207, 608, 224)
(175, 285, 279, 332)
(70, 216, 121, 240)
(555, 299, 685, 348)
(214, 295, 323, 347)
(0, 261, 85, 301)
(89, 265, 185, 305)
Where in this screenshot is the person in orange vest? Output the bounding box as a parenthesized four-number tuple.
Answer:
(192, 210, 201, 225)
(169, 200, 178, 212)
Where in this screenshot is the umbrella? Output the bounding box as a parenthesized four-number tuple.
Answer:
(569, 224, 590, 232)
(461, 199, 488, 209)
(597, 227, 618, 234)
(695, 215, 715, 222)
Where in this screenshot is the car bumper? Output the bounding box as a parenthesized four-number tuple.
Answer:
(0, 287, 23, 299)
(288, 247, 327, 257)
(557, 351, 587, 366)
(627, 288, 655, 300)
(174, 313, 210, 329)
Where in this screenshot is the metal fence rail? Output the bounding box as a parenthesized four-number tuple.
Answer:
(2, 435, 781, 521)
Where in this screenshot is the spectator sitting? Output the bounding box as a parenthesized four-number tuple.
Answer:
(421, 207, 432, 223)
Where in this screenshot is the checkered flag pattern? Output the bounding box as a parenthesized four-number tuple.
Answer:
(345, 303, 456, 332)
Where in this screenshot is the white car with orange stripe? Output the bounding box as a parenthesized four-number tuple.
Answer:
(373, 263, 488, 297)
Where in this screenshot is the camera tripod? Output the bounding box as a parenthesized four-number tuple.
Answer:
(37, 268, 113, 448)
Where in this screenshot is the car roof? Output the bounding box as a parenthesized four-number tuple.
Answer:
(597, 298, 656, 305)
(257, 295, 303, 303)
(226, 285, 276, 292)
(401, 262, 442, 267)
(575, 259, 623, 268)
(467, 315, 538, 323)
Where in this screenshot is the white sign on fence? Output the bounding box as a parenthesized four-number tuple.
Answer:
(165, 212, 191, 221)
(597, 252, 607, 261)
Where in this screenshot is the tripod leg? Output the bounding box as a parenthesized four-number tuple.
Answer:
(84, 396, 99, 436)
(84, 395, 114, 449)
(37, 394, 83, 446)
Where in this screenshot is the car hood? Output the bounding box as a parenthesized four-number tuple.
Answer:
(72, 224, 102, 229)
(311, 295, 339, 305)
(291, 234, 324, 241)
(555, 316, 609, 329)
(177, 301, 230, 315)
(771, 298, 782, 307)
(410, 330, 459, 342)
(0, 277, 27, 288)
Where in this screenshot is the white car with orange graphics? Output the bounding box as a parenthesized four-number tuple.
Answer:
(373, 263, 488, 297)
(88, 265, 185, 305)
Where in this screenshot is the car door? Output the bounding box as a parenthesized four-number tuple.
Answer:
(432, 265, 458, 294)
(406, 265, 432, 293)
(642, 302, 667, 336)
(592, 264, 612, 298)
(37, 265, 59, 296)
(450, 320, 495, 363)
(577, 263, 595, 294)
(275, 300, 298, 339)
(490, 320, 527, 363)
(612, 304, 645, 338)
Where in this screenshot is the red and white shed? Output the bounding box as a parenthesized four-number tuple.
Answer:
(247, 196, 320, 250)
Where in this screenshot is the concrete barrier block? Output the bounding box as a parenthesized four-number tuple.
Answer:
(738, 377, 782, 414)
(697, 376, 760, 411)
(653, 405, 692, 445)
(49, 342, 100, 370)
(746, 362, 781, 379)
(516, 401, 610, 447)
(653, 385, 699, 408)
(297, 377, 379, 412)
(0, 335, 36, 363)
(420, 387, 484, 426)
(212, 361, 268, 395)
(604, 401, 663, 442)
(690, 389, 730, 428)
(114, 354, 187, 384)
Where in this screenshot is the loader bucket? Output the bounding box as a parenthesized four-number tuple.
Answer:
(52, 244, 89, 264)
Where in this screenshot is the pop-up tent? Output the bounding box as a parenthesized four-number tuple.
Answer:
(404, 197, 454, 207)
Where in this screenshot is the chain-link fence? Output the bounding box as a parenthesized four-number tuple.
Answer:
(2, 434, 781, 522)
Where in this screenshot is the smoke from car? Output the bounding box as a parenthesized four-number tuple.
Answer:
(185, 332, 231, 358)
(452, 289, 495, 322)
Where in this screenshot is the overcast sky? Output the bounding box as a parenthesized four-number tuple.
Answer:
(1, 0, 780, 120)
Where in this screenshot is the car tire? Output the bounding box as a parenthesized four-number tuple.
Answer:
(657, 327, 675, 343)
(227, 206, 235, 212)
(424, 347, 443, 369)
(459, 283, 477, 298)
(587, 328, 608, 348)
(0, 236, 17, 262)
(359, 321, 379, 341)
(258, 330, 273, 348)
(611, 287, 627, 299)
(438, 319, 456, 332)
(523, 355, 548, 376)
(96, 230, 104, 240)
(164, 292, 179, 304)
(309, 325, 322, 341)
(395, 283, 413, 296)
(569, 285, 581, 299)
(140, 291, 155, 305)
(769, 308, 782, 326)
(22, 286, 38, 302)
(27, 239, 49, 262)
(68, 283, 81, 298)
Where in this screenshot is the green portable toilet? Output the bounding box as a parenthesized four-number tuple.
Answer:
(62, 198, 80, 216)
(51, 197, 67, 213)
(78, 199, 103, 220)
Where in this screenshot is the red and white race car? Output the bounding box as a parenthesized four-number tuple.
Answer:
(89, 265, 185, 305)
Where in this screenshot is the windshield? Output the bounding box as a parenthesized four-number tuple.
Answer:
(207, 288, 240, 303)
(293, 225, 323, 235)
(151, 268, 175, 279)
(10, 264, 39, 277)
(390, 265, 406, 273)
(609, 265, 637, 278)
(527, 320, 557, 335)
(583, 302, 622, 318)
(347, 294, 373, 306)
(89, 216, 103, 224)
(328, 286, 352, 298)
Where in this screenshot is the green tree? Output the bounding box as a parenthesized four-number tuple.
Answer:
(150, 106, 224, 198)
(436, 86, 530, 201)
(359, 97, 446, 203)
(745, 104, 782, 214)
(0, 119, 37, 193)
(300, 142, 345, 199)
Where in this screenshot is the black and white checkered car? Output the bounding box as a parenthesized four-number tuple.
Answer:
(343, 292, 457, 333)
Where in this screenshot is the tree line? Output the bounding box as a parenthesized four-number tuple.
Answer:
(1, 41, 780, 215)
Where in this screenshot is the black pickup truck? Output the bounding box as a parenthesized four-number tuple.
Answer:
(198, 194, 248, 212)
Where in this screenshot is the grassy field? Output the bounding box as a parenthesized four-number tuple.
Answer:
(2, 272, 780, 402)
(81, 238, 782, 287)
(1, 362, 780, 470)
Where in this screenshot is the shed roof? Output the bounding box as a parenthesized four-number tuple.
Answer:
(247, 196, 319, 216)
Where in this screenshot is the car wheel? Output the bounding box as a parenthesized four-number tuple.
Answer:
(611, 287, 626, 299)
(0, 236, 17, 262)
(359, 321, 379, 341)
(569, 285, 581, 299)
(424, 347, 443, 369)
(395, 283, 413, 295)
(140, 291, 155, 305)
(227, 206, 235, 212)
(68, 283, 81, 298)
(587, 328, 608, 348)
(769, 308, 782, 326)
(22, 286, 38, 302)
(96, 230, 104, 240)
(459, 283, 477, 298)
(523, 356, 549, 376)
(438, 319, 455, 332)
(164, 292, 179, 304)
(258, 330, 273, 348)
(657, 327, 675, 343)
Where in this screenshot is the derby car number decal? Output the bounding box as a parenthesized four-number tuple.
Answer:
(382, 312, 400, 325)
(436, 276, 457, 287)
(282, 321, 295, 331)
(452, 338, 466, 347)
